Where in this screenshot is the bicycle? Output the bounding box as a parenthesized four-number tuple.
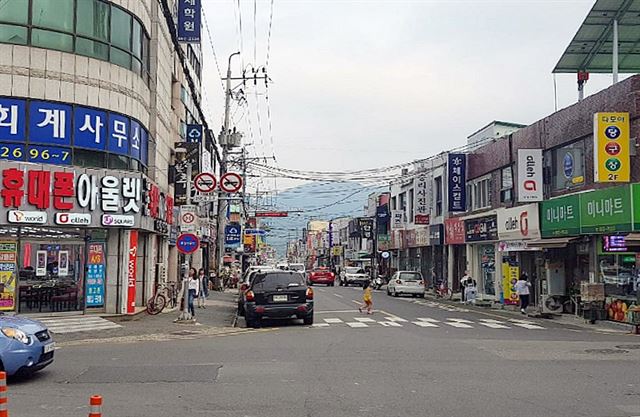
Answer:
(434, 281, 453, 300)
(146, 282, 177, 315)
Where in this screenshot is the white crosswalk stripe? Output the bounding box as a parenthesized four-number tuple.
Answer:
(412, 321, 439, 328)
(478, 319, 510, 329)
(384, 316, 408, 322)
(36, 316, 122, 334)
(378, 321, 403, 327)
(312, 323, 330, 328)
(444, 321, 474, 328)
(346, 322, 369, 328)
(416, 318, 440, 323)
(354, 317, 376, 323)
(323, 318, 344, 324)
(510, 321, 545, 330)
(447, 318, 473, 323)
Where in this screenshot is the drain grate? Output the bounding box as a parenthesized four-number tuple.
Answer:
(615, 344, 640, 350)
(584, 348, 629, 355)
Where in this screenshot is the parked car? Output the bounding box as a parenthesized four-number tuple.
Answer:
(340, 267, 369, 287)
(238, 268, 275, 316)
(387, 271, 425, 298)
(0, 315, 55, 376)
(308, 268, 335, 286)
(243, 271, 314, 328)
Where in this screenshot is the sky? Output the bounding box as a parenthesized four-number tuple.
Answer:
(201, 0, 626, 194)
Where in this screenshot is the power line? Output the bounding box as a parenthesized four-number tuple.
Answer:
(201, 7, 225, 95)
(253, 0, 258, 65)
(266, 0, 274, 68)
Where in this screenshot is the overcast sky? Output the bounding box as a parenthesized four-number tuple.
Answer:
(201, 0, 622, 192)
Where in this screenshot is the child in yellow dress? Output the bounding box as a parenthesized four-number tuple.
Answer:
(359, 280, 373, 314)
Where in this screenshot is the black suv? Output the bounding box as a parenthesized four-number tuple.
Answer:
(243, 271, 314, 328)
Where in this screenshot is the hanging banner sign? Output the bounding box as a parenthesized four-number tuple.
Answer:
(444, 217, 465, 245)
(517, 149, 543, 202)
(502, 262, 520, 305)
(86, 243, 105, 307)
(391, 210, 405, 229)
(0, 241, 17, 311)
(58, 250, 69, 276)
(448, 153, 466, 212)
(593, 112, 630, 183)
(177, 0, 201, 43)
(36, 250, 47, 276)
(127, 230, 138, 314)
(414, 172, 429, 222)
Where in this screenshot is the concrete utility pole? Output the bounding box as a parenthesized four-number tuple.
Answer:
(216, 52, 240, 282)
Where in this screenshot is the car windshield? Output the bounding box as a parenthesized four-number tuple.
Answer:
(288, 264, 305, 271)
(252, 272, 305, 290)
(399, 272, 422, 281)
(346, 267, 365, 274)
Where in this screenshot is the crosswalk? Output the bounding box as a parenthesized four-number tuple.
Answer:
(400, 298, 470, 313)
(312, 316, 545, 331)
(35, 316, 123, 334)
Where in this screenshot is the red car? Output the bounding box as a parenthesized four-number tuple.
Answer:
(308, 268, 336, 286)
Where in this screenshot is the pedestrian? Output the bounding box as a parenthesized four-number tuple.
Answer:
(460, 270, 472, 303)
(358, 280, 373, 315)
(187, 267, 198, 317)
(197, 268, 207, 309)
(515, 272, 532, 314)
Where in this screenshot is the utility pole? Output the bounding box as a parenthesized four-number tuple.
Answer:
(215, 52, 240, 281)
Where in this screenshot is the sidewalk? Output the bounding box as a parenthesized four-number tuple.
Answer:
(424, 291, 636, 335)
(53, 290, 240, 346)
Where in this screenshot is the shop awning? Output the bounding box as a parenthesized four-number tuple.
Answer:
(525, 237, 578, 249)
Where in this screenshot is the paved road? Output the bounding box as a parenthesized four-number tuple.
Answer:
(8, 285, 640, 417)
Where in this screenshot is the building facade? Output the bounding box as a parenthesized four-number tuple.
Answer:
(0, 0, 214, 315)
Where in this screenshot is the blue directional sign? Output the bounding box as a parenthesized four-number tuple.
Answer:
(225, 224, 242, 246)
(176, 233, 200, 255)
(244, 229, 267, 236)
(186, 124, 203, 143)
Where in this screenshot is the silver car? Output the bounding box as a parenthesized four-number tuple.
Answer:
(387, 271, 425, 297)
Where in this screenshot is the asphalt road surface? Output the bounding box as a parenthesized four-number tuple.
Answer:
(8, 285, 640, 417)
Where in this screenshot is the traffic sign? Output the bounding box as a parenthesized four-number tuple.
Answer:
(186, 124, 203, 142)
(176, 233, 200, 254)
(180, 205, 197, 228)
(220, 172, 243, 193)
(225, 224, 242, 245)
(193, 172, 217, 193)
(244, 228, 267, 236)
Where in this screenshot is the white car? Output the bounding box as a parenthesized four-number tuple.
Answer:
(387, 271, 425, 297)
(340, 267, 369, 287)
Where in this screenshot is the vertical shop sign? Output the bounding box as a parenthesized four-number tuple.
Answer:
(593, 112, 630, 183)
(36, 250, 47, 276)
(444, 217, 465, 245)
(414, 173, 429, 223)
(177, 0, 201, 43)
(517, 149, 543, 202)
(448, 153, 466, 212)
(0, 241, 17, 311)
(127, 231, 138, 314)
(86, 243, 105, 307)
(501, 262, 520, 305)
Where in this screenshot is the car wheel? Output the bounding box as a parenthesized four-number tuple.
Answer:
(303, 315, 314, 325)
(393, 290, 399, 297)
(387, 288, 391, 296)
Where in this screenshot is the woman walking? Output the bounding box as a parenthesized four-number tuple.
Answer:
(358, 280, 373, 315)
(187, 267, 198, 317)
(197, 268, 208, 309)
(515, 272, 532, 314)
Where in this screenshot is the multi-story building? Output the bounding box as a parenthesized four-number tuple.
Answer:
(0, 0, 216, 315)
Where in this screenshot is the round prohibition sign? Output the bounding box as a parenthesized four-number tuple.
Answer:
(181, 212, 195, 224)
(193, 172, 217, 193)
(220, 172, 243, 193)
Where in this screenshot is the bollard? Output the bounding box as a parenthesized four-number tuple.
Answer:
(88, 395, 102, 417)
(0, 371, 8, 417)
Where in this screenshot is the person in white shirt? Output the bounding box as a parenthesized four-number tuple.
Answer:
(187, 268, 199, 317)
(460, 271, 476, 303)
(515, 273, 532, 314)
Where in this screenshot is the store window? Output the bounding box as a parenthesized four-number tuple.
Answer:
(480, 244, 495, 295)
(500, 166, 513, 203)
(544, 140, 586, 191)
(0, 0, 150, 83)
(469, 176, 491, 211)
(598, 237, 639, 324)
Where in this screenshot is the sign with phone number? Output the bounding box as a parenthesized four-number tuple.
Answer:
(0, 143, 71, 165)
(0, 97, 148, 167)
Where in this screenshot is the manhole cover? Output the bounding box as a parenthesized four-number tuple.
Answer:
(584, 348, 629, 355)
(616, 344, 640, 350)
(171, 330, 201, 336)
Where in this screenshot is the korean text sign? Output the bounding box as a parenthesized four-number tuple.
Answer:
(447, 153, 466, 212)
(517, 149, 543, 202)
(0, 97, 149, 167)
(86, 243, 106, 307)
(593, 112, 630, 183)
(177, 0, 201, 42)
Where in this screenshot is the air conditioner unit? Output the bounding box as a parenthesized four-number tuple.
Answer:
(541, 294, 563, 315)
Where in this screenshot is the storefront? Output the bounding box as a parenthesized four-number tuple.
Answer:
(463, 214, 498, 298)
(0, 161, 173, 315)
(496, 204, 543, 306)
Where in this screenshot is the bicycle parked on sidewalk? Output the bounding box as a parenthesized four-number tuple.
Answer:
(434, 280, 453, 300)
(146, 282, 177, 315)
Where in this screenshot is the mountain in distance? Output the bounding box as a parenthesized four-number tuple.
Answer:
(260, 181, 382, 258)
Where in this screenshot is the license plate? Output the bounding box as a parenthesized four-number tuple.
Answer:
(272, 295, 288, 302)
(43, 343, 55, 353)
